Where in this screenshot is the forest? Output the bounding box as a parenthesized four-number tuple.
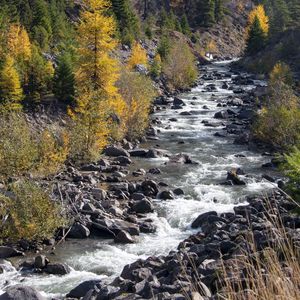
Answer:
(0, 0, 299, 299)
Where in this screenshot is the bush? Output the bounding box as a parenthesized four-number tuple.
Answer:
(283, 147, 300, 203)
(0, 180, 65, 242)
(162, 39, 198, 90)
(117, 70, 157, 139)
(150, 54, 162, 77)
(0, 113, 68, 178)
(127, 42, 148, 70)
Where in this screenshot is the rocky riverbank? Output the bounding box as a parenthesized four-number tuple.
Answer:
(1, 61, 297, 299)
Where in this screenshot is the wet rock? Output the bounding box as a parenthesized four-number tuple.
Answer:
(226, 169, 246, 185)
(169, 118, 178, 122)
(114, 230, 135, 244)
(0, 246, 23, 259)
(191, 211, 218, 229)
(129, 149, 148, 157)
(158, 190, 175, 200)
(180, 111, 192, 116)
(45, 263, 71, 275)
(141, 180, 159, 197)
(262, 174, 275, 182)
(34, 255, 49, 269)
(104, 146, 130, 157)
(132, 199, 154, 214)
(214, 110, 228, 119)
(169, 153, 198, 164)
(148, 168, 161, 174)
(173, 97, 185, 107)
(81, 164, 101, 172)
(173, 188, 184, 196)
(68, 222, 90, 239)
(131, 193, 146, 201)
(0, 285, 46, 300)
(67, 280, 102, 299)
(114, 156, 132, 166)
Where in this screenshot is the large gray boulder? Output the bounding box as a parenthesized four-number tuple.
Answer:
(67, 280, 102, 298)
(0, 247, 23, 259)
(0, 286, 46, 300)
(104, 146, 130, 157)
(68, 223, 90, 239)
(114, 230, 135, 244)
(132, 199, 154, 214)
(45, 263, 71, 275)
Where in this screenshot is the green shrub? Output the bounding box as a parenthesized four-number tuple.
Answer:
(283, 147, 300, 203)
(0, 113, 68, 178)
(162, 39, 198, 90)
(117, 69, 157, 139)
(0, 180, 65, 242)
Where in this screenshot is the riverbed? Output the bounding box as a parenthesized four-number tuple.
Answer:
(0, 61, 278, 298)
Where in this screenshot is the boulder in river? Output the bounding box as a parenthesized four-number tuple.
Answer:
(67, 280, 102, 299)
(173, 97, 185, 107)
(45, 263, 71, 275)
(214, 110, 229, 119)
(114, 230, 135, 244)
(129, 149, 148, 157)
(191, 211, 218, 228)
(0, 285, 46, 300)
(0, 246, 23, 259)
(158, 190, 175, 200)
(68, 222, 90, 239)
(226, 169, 246, 185)
(104, 146, 130, 157)
(132, 199, 154, 214)
(34, 255, 49, 269)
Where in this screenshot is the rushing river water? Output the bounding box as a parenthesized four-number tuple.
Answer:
(0, 61, 278, 298)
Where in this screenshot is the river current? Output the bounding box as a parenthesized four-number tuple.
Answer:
(0, 61, 278, 298)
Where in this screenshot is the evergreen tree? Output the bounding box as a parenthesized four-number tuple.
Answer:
(181, 14, 191, 35)
(0, 55, 23, 109)
(111, 0, 139, 45)
(157, 35, 171, 60)
(198, 0, 216, 27)
(53, 54, 75, 105)
(246, 16, 266, 55)
(287, 0, 300, 27)
(270, 0, 291, 34)
(215, 0, 224, 22)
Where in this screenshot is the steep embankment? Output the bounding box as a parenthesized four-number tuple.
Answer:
(132, 0, 254, 58)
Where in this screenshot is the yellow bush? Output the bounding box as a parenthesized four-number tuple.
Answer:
(0, 113, 68, 178)
(163, 38, 198, 90)
(127, 42, 148, 69)
(118, 70, 157, 139)
(269, 62, 293, 86)
(0, 180, 65, 242)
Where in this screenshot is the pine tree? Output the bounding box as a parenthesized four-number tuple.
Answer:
(181, 14, 191, 35)
(287, 0, 300, 27)
(246, 16, 266, 55)
(248, 4, 269, 36)
(215, 0, 224, 22)
(0, 55, 23, 110)
(269, 0, 291, 34)
(111, 0, 139, 45)
(53, 53, 75, 105)
(199, 0, 216, 27)
(157, 35, 171, 60)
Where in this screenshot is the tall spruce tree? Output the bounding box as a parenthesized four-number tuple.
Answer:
(198, 0, 216, 27)
(111, 0, 139, 45)
(53, 54, 75, 105)
(181, 14, 191, 35)
(215, 0, 224, 22)
(246, 16, 266, 55)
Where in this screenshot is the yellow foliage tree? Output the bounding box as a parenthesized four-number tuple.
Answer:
(70, 0, 126, 161)
(7, 24, 32, 63)
(0, 55, 23, 110)
(269, 62, 293, 86)
(247, 5, 269, 36)
(127, 42, 148, 69)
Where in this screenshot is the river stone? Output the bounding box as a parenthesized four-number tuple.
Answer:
(227, 170, 246, 185)
(34, 255, 48, 269)
(132, 199, 154, 214)
(214, 110, 228, 119)
(0, 286, 46, 300)
(173, 97, 185, 106)
(104, 146, 130, 157)
(114, 156, 132, 166)
(191, 211, 218, 229)
(45, 263, 71, 275)
(68, 222, 90, 239)
(129, 149, 148, 157)
(114, 230, 135, 244)
(0, 246, 23, 259)
(158, 190, 175, 200)
(67, 280, 102, 298)
(173, 188, 184, 195)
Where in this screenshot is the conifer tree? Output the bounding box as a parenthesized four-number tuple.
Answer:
(199, 0, 216, 27)
(53, 53, 75, 105)
(0, 55, 23, 110)
(246, 16, 266, 55)
(215, 0, 224, 22)
(70, 0, 126, 161)
(181, 14, 191, 35)
(269, 0, 291, 34)
(111, 0, 139, 45)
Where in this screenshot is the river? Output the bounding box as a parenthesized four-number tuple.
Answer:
(0, 61, 278, 299)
